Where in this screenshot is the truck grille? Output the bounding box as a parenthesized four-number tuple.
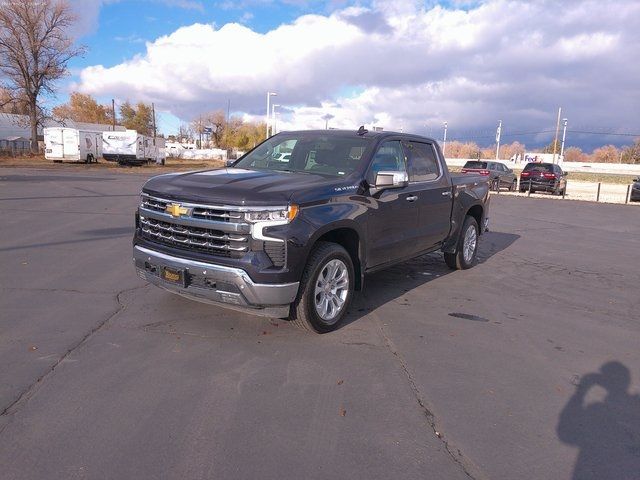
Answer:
(139, 194, 249, 257)
(141, 193, 242, 221)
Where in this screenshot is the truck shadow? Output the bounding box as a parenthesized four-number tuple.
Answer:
(341, 231, 520, 328)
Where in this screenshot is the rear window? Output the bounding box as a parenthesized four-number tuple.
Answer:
(463, 161, 488, 169)
(523, 163, 553, 173)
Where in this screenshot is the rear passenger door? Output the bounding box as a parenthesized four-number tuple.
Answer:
(402, 140, 452, 253)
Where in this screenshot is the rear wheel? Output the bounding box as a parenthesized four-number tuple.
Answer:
(444, 216, 479, 270)
(290, 242, 354, 333)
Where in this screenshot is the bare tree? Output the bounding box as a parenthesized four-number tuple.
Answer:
(0, 0, 84, 152)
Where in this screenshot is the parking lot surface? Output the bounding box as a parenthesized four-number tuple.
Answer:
(1, 168, 639, 480)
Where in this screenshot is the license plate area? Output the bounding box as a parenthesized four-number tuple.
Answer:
(161, 266, 186, 286)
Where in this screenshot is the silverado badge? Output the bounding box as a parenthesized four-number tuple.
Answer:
(165, 203, 189, 217)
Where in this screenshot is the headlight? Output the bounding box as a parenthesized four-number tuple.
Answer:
(244, 205, 298, 223)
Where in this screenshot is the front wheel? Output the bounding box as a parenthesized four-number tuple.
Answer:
(444, 216, 479, 270)
(290, 242, 354, 333)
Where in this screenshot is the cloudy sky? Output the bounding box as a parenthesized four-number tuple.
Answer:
(66, 0, 640, 150)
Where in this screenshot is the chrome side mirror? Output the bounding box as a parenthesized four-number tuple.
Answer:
(373, 171, 408, 192)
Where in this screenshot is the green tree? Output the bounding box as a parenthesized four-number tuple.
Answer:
(119, 101, 153, 135)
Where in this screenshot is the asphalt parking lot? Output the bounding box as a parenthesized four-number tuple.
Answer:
(1, 168, 639, 480)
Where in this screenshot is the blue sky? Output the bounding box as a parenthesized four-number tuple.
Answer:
(61, 0, 640, 150)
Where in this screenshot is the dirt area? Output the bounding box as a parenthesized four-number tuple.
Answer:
(0, 155, 224, 173)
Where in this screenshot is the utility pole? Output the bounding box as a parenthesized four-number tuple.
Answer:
(266, 91, 277, 138)
(443, 121, 448, 157)
(151, 102, 157, 138)
(559, 118, 568, 162)
(552, 107, 562, 164)
(495, 120, 502, 160)
(111, 99, 116, 131)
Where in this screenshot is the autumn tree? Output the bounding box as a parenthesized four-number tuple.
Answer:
(620, 139, 640, 164)
(563, 146, 588, 162)
(499, 141, 525, 160)
(0, 87, 29, 114)
(0, 0, 84, 152)
(591, 144, 620, 163)
(53, 92, 113, 125)
(119, 101, 153, 135)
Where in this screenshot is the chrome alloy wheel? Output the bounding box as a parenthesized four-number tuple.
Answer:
(314, 259, 349, 323)
(463, 224, 478, 264)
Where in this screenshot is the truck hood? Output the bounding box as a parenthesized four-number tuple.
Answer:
(142, 167, 357, 206)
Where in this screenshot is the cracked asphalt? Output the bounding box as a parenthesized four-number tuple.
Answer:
(1, 167, 639, 480)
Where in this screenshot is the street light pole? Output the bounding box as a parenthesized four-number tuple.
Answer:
(266, 91, 277, 138)
(443, 121, 448, 157)
(271, 104, 280, 135)
(495, 120, 502, 160)
(559, 118, 568, 162)
(552, 107, 562, 164)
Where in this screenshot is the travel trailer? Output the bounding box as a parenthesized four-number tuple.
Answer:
(102, 130, 165, 165)
(44, 127, 102, 163)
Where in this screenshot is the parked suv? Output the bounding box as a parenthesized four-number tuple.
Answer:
(519, 162, 568, 195)
(631, 177, 640, 202)
(133, 129, 490, 332)
(461, 161, 517, 191)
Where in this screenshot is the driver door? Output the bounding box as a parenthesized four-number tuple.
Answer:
(366, 140, 422, 267)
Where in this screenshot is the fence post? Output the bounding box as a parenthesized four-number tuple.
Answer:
(562, 187, 566, 199)
(528, 179, 532, 197)
(626, 184, 631, 204)
(596, 182, 601, 202)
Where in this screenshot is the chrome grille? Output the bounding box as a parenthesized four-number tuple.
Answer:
(140, 216, 248, 256)
(141, 193, 243, 222)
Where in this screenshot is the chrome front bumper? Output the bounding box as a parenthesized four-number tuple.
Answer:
(133, 245, 299, 318)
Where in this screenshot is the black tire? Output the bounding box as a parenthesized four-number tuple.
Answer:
(290, 241, 354, 333)
(444, 216, 479, 270)
(519, 188, 526, 193)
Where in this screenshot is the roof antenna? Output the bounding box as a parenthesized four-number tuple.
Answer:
(357, 125, 368, 136)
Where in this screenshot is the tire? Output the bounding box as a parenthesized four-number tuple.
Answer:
(509, 180, 516, 192)
(444, 216, 479, 270)
(290, 242, 354, 333)
(85, 155, 91, 164)
(519, 188, 526, 193)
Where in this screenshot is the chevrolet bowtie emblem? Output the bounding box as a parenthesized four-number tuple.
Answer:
(165, 203, 189, 217)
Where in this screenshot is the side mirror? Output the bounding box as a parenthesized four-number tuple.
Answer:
(373, 171, 408, 192)
(634, 177, 639, 182)
(225, 158, 236, 167)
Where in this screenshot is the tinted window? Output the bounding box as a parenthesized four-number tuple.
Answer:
(404, 141, 440, 182)
(463, 161, 488, 169)
(369, 141, 406, 181)
(523, 163, 554, 173)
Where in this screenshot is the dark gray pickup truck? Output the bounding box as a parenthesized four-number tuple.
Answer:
(133, 128, 490, 332)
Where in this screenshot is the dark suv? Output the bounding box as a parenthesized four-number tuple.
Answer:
(631, 177, 640, 202)
(461, 161, 517, 191)
(519, 163, 568, 195)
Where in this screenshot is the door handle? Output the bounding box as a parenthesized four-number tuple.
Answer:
(406, 195, 418, 202)
(442, 191, 452, 197)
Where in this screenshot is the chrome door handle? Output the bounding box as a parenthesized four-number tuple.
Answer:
(442, 191, 452, 197)
(406, 195, 418, 202)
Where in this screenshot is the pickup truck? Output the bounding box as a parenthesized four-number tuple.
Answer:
(133, 128, 490, 333)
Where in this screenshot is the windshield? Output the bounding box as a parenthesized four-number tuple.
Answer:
(234, 133, 371, 177)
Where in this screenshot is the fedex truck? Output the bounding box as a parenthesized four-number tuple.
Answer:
(102, 130, 165, 165)
(44, 127, 102, 163)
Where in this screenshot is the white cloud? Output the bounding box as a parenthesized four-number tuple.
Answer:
(76, 0, 640, 146)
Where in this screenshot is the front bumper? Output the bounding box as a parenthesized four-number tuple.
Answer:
(133, 245, 299, 318)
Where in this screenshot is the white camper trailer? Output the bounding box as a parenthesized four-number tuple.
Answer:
(44, 127, 102, 163)
(102, 130, 165, 165)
